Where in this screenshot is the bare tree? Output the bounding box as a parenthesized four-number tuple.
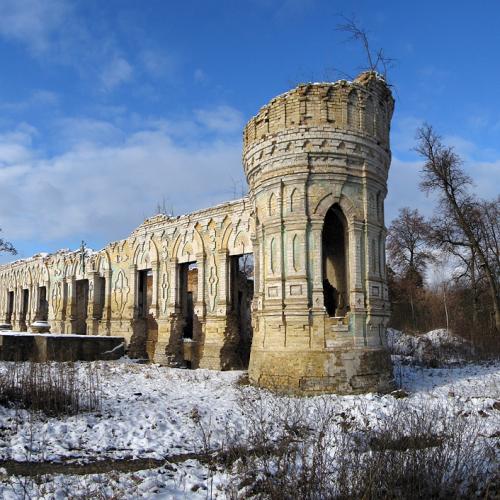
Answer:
(427, 211, 481, 327)
(415, 124, 500, 333)
(476, 198, 500, 282)
(387, 207, 432, 330)
(387, 207, 431, 280)
(0, 229, 16, 255)
(336, 15, 396, 78)
(155, 196, 174, 216)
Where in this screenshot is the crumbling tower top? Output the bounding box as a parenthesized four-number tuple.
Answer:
(243, 71, 394, 189)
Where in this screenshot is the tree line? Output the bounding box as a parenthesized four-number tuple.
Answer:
(387, 125, 499, 353)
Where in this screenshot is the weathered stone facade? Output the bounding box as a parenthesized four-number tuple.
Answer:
(0, 71, 394, 394)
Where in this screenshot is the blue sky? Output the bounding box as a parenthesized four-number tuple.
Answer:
(0, 0, 499, 262)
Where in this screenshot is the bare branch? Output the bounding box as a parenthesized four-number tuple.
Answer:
(336, 15, 396, 79)
(0, 229, 16, 255)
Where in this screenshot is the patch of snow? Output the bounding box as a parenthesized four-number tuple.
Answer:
(387, 328, 472, 366)
(0, 353, 498, 497)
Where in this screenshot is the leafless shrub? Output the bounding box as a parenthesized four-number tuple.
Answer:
(223, 391, 498, 499)
(0, 361, 101, 416)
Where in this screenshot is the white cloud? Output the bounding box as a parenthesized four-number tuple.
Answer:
(140, 50, 177, 79)
(391, 115, 423, 155)
(0, 1, 136, 94)
(386, 156, 434, 222)
(0, 0, 70, 53)
(54, 117, 124, 146)
(195, 105, 244, 134)
(387, 115, 500, 223)
(0, 89, 59, 113)
(386, 153, 500, 225)
(194, 68, 207, 83)
(100, 57, 134, 90)
(0, 125, 37, 165)
(0, 114, 243, 246)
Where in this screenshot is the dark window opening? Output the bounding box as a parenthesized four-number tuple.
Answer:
(322, 205, 349, 317)
(75, 279, 89, 334)
(39, 286, 49, 322)
(137, 269, 158, 360)
(6, 291, 14, 324)
(21, 289, 29, 330)
(230, 253, 254, 367)
(96, 277, 105, 319)
(138, 270, 152, 319)
(179, 262, 198, 340)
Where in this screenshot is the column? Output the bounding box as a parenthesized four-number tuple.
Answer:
(87, 271, 100, 334)
(66, 277, 76, 334)
(309, 219, 324, 312)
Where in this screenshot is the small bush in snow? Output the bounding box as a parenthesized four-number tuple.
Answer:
(0, 361, 101, 416)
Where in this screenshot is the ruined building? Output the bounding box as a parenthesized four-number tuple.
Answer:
(0, 72, 395, 393)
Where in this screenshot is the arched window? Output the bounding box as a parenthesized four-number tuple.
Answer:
(322, 205, 349, 317)
(268, 193, 277, 216)
(376, 101, 386, 140)
(365, 96, 375, 135)
(347, 91, 358, 129)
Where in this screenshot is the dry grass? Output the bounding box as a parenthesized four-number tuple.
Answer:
(217, 391, 499, 499)
(0, 361, 101, 416)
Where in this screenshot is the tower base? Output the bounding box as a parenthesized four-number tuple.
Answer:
(248, 347, 394, 395)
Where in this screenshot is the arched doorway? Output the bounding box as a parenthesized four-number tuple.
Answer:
(322, 205, 349, 317)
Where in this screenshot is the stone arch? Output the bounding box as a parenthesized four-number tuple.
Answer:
(43, 264, 50, 283)
(268, 192, 277, 216)
(313, 192, 358, 223)
(96, 250, 112, 276)
(364, 95, 375, 135)
(229, 230, 252, 256)
(376, 100, 386, 141)
(133, 237, 160, 270)
(347, 89, 359, 129)
(182, 242, 195, 260)
(65, 258, 78, 279)
(175, 226, 205, 263)
(220, 218, 234, 252)
(8, 272, 17, 290)
(22, 268, 33, 289)
(73, 257, 87, 280)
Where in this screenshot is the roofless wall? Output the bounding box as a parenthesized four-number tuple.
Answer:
(0, 72, 394, 394)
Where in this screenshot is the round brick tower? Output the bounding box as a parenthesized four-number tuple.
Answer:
(244, 71, 395, 394)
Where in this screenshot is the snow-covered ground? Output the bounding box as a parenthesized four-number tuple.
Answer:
(0, 330, 499, 498)
(387, 327, 476, 365)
